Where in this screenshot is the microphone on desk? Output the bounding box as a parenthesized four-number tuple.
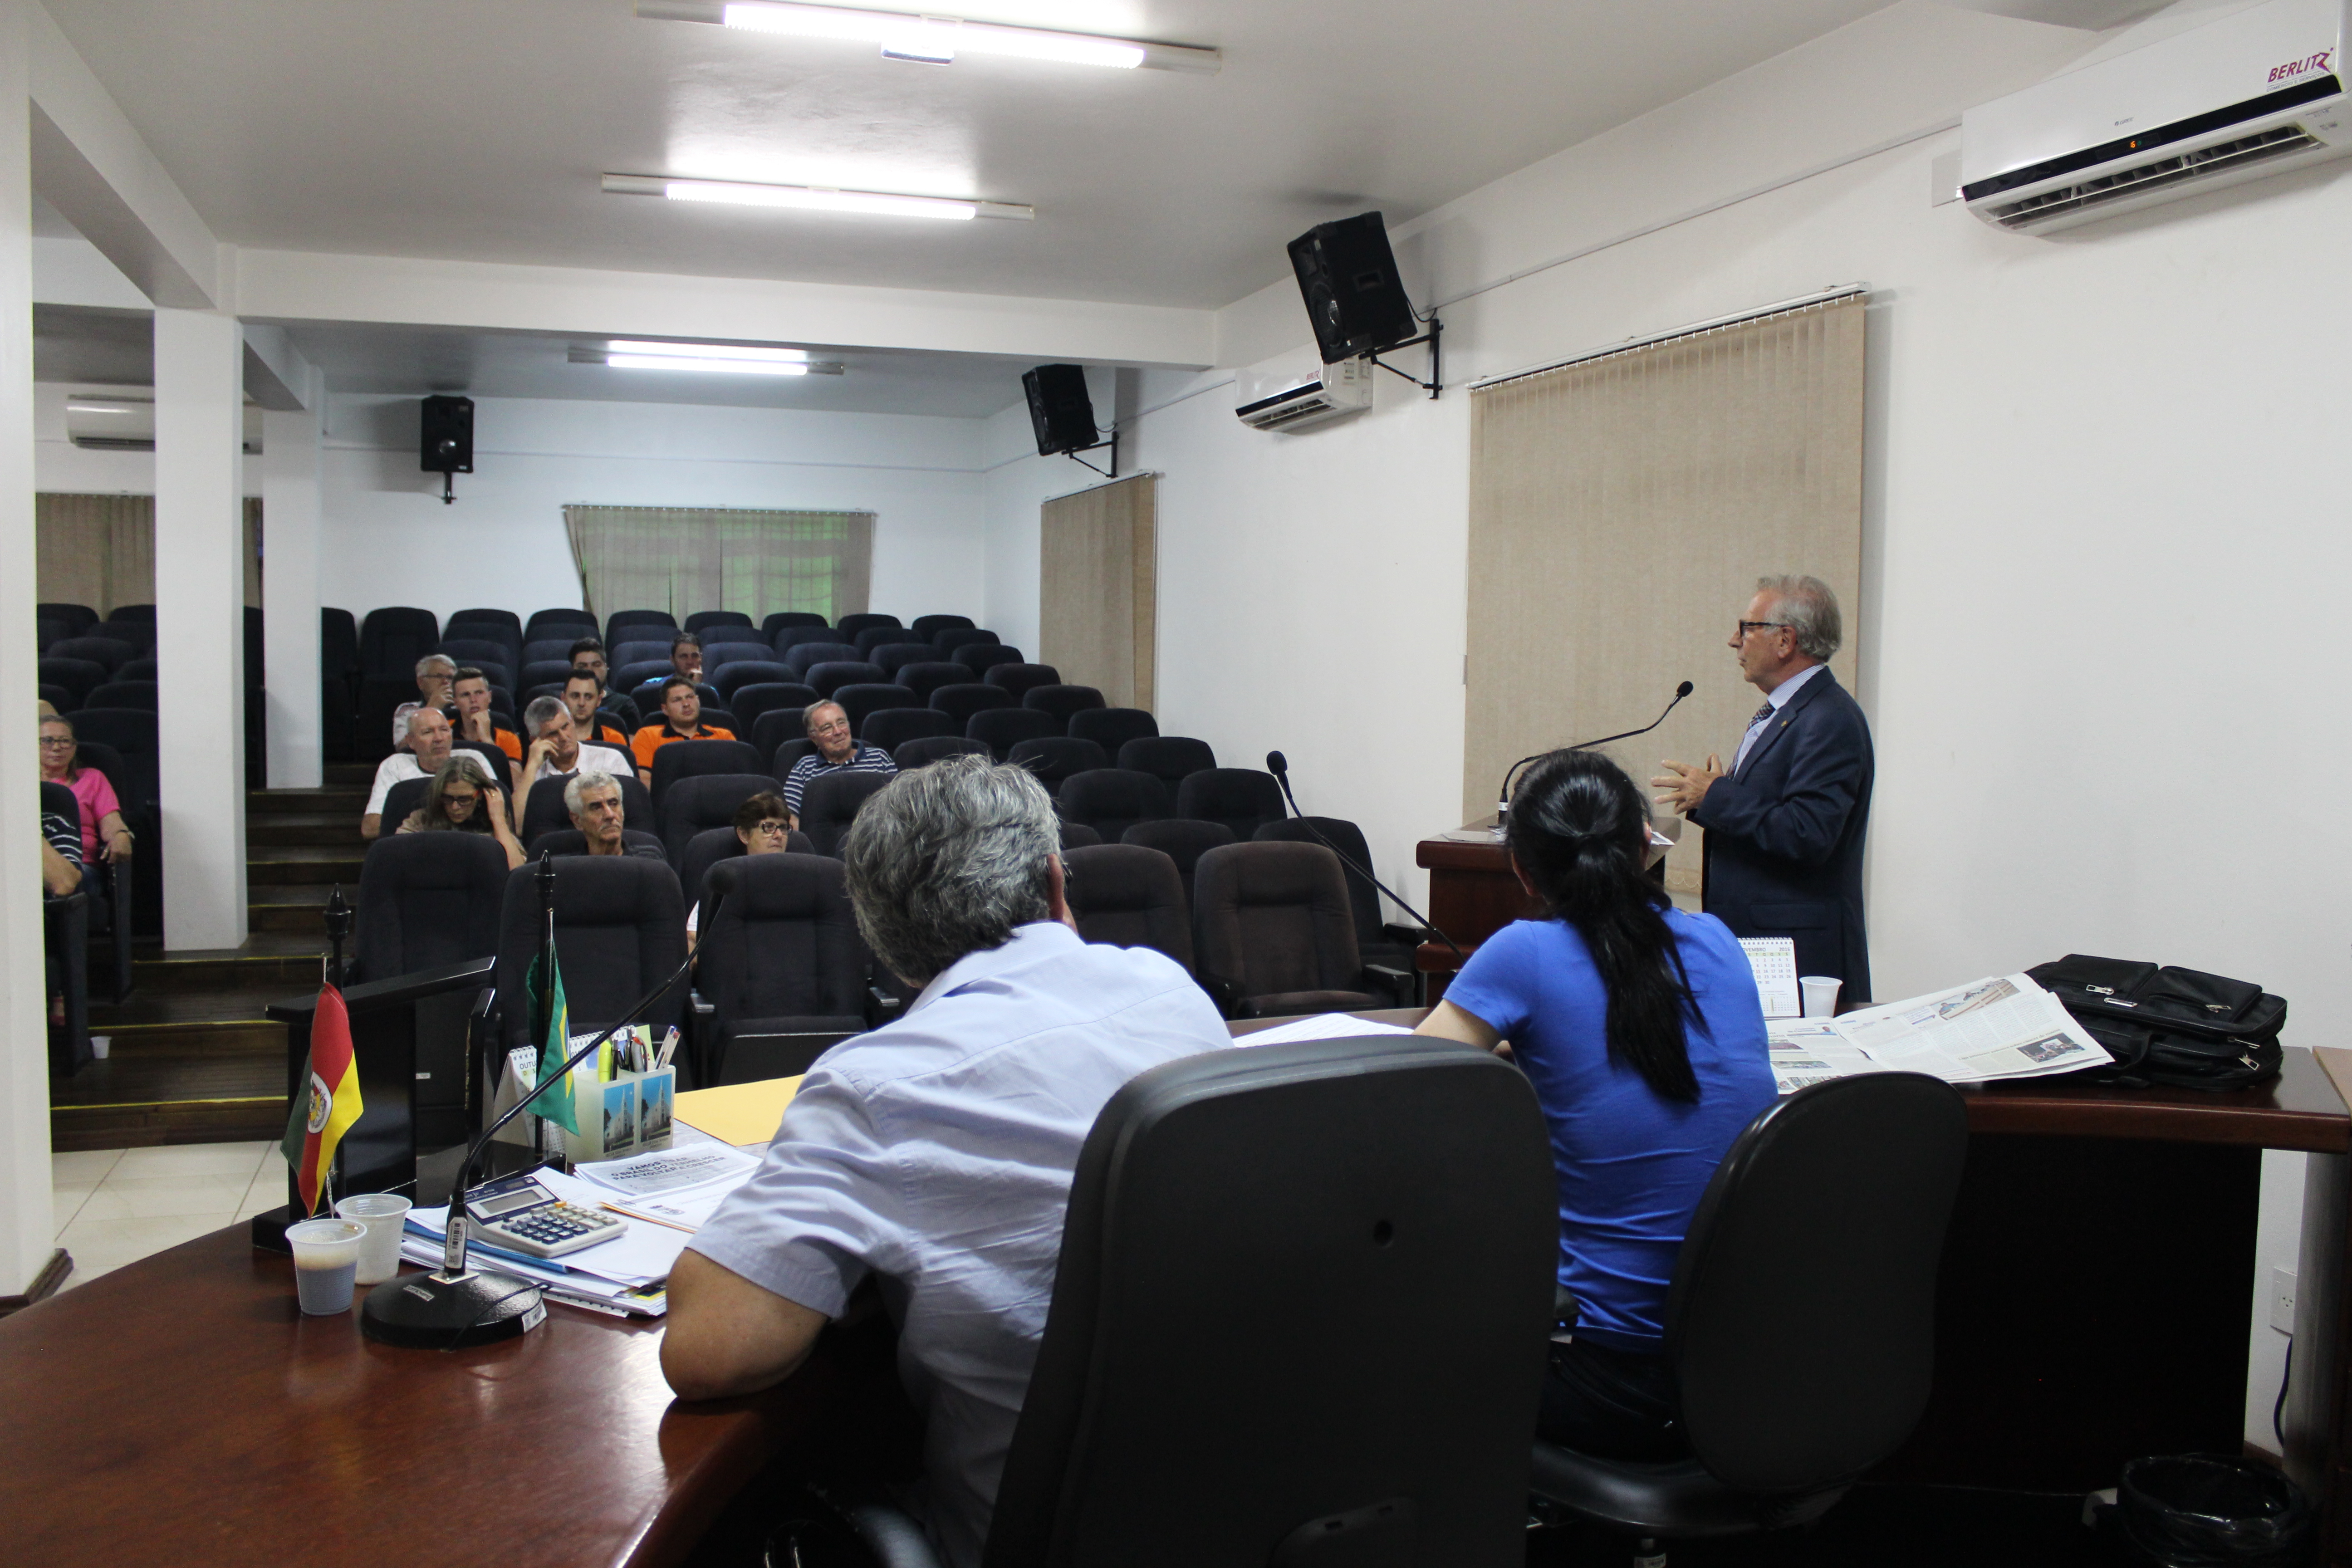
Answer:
(1495, 681, 1693, 826)
(1266, 751, 1462, 966)
(359, 870, 725, 1350)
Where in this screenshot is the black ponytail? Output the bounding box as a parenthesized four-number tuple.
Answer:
(1505, 750, 1700, 1102)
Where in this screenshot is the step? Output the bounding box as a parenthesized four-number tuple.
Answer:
(250, 885, 344, 935)
(245, 812, 368, 849)
(246, 846, 366, 887)
(249, 787, 367, 816)
(133, 943, 329, 995)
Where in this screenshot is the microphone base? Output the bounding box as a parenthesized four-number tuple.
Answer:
(360, 1269, 546, 1349)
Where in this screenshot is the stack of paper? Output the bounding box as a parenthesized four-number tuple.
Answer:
(1765, 972, 2111, 1094)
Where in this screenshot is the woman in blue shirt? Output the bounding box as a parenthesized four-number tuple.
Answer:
(1417, 750, 1774, 1459)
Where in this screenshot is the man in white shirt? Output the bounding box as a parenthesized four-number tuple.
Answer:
(514, 696, 635, 828)
(362, 708, 493, 838)
(665, 755, 1231, 1568)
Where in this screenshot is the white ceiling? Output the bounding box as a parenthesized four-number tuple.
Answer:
(48, 0, 1906, 311)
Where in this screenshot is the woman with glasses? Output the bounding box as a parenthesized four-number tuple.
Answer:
(396, 758, 524, 869)
(38, 714, 132, 865)
(686, 791, 794, 941)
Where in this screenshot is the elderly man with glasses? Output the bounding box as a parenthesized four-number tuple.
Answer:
(1651, 573, 1876, 1006)
(779, 699, 895, 825)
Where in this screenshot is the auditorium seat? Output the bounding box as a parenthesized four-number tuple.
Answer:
(50, 636, 133, 675)
(490, 858, 687, 1054)
(864, 708, 955, 755)
(1007, 735, 1108, 789)
(39, 683, 70, 713)
(441, 636, 514, 670)
(1058, 821, 1102, 850)
(965, 707, 1055, 761)
(1176, 768, 1288, 841)
(835, 612, 901, 642)
(615, 660, 672, 696)
(729, 683, 809, 737)
(523, 638, 582, 667)
(763, 612, 829, 639)
(40, 658, 105, 710)
(694, 852, 873, 1083)
(799, 770, 893, 857)
(895, 661, 969, 701)
(378, 776, 433, 832)
(1256, 816, 1418, 982)
(1062, 843, 1192, 975)
(911, 613, 973, 639)
(88, 619, 154, 652)
(1022, 685, 1106, 734)
(532, 827, 666, 858)
(753, 709, 811, 764)
(1191, 841, 1382, 1019)
(931, 682, 1011, 728)
(446, 607, 523, 640)
(956, 643, 1025, 677)
(894, 735, 991, 770)
(659, 772, 784, 869)
(772, 737, 819, 777)
(524, 609, 598, 644)
(1123, 818, 1235, 913)
(712, 661, 793, 702)
(1057, 768, 1172, 843)
(677, 826, 816, 919)
(87, 681, 158, 711)
(359, 607, 440, 679)
(520, 659, 574, 693)
(118, 658, 158, 683)
(38, 602, 97, 638)
(350, 832, 509, 983)
(933, 627, 999, 657)
(853, 625, 912, 658)
(784, 642, 862, 679)
(649, 738, 764, 810)
(865, 643, 932, 680)
(774, 624, 845, 656)
(1118, 735, 1217, 794)
(613, 638, 676, 670)
(684, 610, 755, 634)
(706, 642, 777, 675)
(805, 661, 887, 700)
(519, 773, 655, 848)
(604, 609, 677, 647)
(983, 662, 1062, 701)
(832, 683, 918, 737)
(108, 603, 154, 622)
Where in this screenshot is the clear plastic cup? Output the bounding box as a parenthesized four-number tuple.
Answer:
(285, 1218, 367, 1314)
(334, 1193, 413, 1287)
(1800, 976, 1843, 1019)
(90, 1035, 110, 1060)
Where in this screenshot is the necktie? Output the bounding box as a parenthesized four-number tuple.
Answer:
(1749, 702, 1774, 727)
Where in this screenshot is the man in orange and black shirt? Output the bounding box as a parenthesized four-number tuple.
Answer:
(563, 668, 633, 750)
(451, 667, 523, 779)
(632, 675, 737, 787)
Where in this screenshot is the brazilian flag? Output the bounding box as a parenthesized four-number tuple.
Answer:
(525, 932, 578, 1136)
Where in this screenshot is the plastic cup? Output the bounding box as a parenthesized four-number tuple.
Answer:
(285, 1218, 367, 1314)
(334, 1193, 413, 1287)
(89, 1035, 110, 1060)
(1800, 976, 1843, 1019)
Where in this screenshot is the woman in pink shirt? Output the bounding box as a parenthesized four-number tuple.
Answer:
(39, 714, 133, 863)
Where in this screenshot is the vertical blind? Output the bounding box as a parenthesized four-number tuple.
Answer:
(1039, 474, 1157, 712)
(37, 492, 263, 614)
(1462, 295, 1867, 902)
(562, 506, 875, 626)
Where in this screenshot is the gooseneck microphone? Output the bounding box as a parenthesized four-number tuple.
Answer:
(1265, 751, 1463, 965)
(1495, 681, 1693, 824)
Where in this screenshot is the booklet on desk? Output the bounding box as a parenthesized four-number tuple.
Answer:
(1764, 972, 2112, 1094)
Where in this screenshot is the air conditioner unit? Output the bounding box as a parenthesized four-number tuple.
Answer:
(1234, 356, 1374, 433)
(64, 394, 264, 453)
(1962, 0, 2352, 234)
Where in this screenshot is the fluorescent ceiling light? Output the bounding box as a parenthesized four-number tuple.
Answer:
(609, 353, 809, 376)
(636, 1, 1219, 73)
(603, 171, 1032, 221)
(66, 402, 145, 413)
(570, 341, 846, 375)
(607, 340, 810, 363)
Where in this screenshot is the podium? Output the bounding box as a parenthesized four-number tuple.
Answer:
(1414, 818, 1681, 1000)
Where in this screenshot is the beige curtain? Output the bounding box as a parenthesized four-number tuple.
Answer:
(38, 493, 263, 613)
(563, 506, 873, 626)
(1463, 295, 1867, 902)
(1039, 475, 1156, 711)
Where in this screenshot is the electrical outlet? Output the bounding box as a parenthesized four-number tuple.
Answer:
(2273, 1267, 2298, 1334)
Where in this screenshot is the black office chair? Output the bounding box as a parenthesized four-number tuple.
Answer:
(359, 606, 441, 679)
(39, 682, 70, 714)
(895, 661, 970, 702)
(684, 609, 755, 634)
(799, 770, 894, 857)
(1058, 821, 1102, 851)
(88, 618, 154, 652)
(441, 636, 516, 672)
(1021, 684, 1104, 733)
(775, 624, 847, 656)
(754, 709, 812, 765)
(604, 608, 678, 647)
(67, 739, 142, 999)
(487, 857, 688, 1057)
(1118, 735, 1216, 794)
(378, 776, 435, 832)
(967, 707, 1058, 762)
(616, 664, 675, 703)
(1529, 1073, 1969, 1563)
(519, 659, 574, 695)
(797, 1035, 1558, 1568)
(659, 773, 783, 868)
(676, 825, 816, 916)
(956, 642, 1025, 677)
(834, 612, 899, 641)
(1192, 841, 1399, 1017)
(38, 601, 98, 638)
(612, 638, 677, 671)
(833, 683, 918, 737)
(50, 636, 134, 675)
(648, 737, 764, 810)
(894, 735, 992, 770)
(1122, 818, 1234, 914)
(40, 657, 106, 710)
(524, 609, 598, 644)
(1007, 736, 1108, 789)
(694, 853, 876, 1083)
(519, 772, 657, 849)
(807, 662, 887, 701)
(871, 642, 939, 679)
(932, 626, 999, 657)
(983, 662, 1062, 701)
(930, 683, 1011, 729)
(1056, 768, 1172, 843)
(87, 681, 159, 711)
(714, 661, 794, 702)
(909, 613, 973, 639)
(117, 657, 159, 683)
(522, 638, 580, 669)
(764, 611, 830, 640)
(774, 738, 820, 777)
(785, 642, 863, 680)
(1254, 817, 1421, 982)
(1062, 843, 1193, 974)
(864, 707, 954, 755)
(1176, 768, 1287, 841)
(447, 606, 524, 640)
(730, 682, 811, 738)
(349, 832, 510, 983)
(853, 625, 913, 659)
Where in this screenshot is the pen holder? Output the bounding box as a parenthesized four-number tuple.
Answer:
(565, 1064, 677, 1162)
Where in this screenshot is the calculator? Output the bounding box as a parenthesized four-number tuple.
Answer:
(471, 1185, 627, 1259)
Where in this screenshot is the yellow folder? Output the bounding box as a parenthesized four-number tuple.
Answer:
(674, 1075, 803, 1148)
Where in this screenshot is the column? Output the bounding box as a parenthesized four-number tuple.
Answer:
(262, 394, 322, 788)
(0, 0, 55, 1300)
(153, 307, 249, 951)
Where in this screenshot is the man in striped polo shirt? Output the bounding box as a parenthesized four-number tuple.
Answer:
(782, 700, 896, 825)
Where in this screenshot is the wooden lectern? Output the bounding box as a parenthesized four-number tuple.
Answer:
(1415, 817, 1681, 1001)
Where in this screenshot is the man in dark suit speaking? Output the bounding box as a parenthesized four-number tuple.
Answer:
(1651, 575, 1874, 1005)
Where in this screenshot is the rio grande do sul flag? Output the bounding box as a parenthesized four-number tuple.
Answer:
(279, 984, 363, 1218)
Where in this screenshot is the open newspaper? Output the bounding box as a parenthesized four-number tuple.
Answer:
(1765, 972, 2110, 1094)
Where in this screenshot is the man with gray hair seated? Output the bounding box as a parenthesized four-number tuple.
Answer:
(563, 769, 663, 859)
(390, 653, 457, 750)
(662, 755, 1231, 1567)
(516, 694, 635, 823)
(1651, 572, 1876, 1004)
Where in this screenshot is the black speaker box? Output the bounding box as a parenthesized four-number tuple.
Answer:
(1288, 212, 1418, 364)
(1022, 365, 1098, 456)
(420, 395, 474, 475)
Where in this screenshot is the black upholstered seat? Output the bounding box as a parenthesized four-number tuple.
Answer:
(50, 637, 134, 675)
(729, 683, 811, 737)
(360, 607, 440, 678)
(799, 769, 894, 857)
(983, 662, 1062, 701)
(930, 682, 1010, 728)
(1021, 684, 1105, 731)
(39, 658, 106, 709)
(694, 853, 875, 1083)
(1057, 768, 1171, 844)
(1175, 768, 1288, 841)
(932, 626, 999, 657)
(351, 832, 510, 983)
(804, 661, 887, 700)
(490, 856, 687, 1054)
(863, 707, 955, 755)
(87, 681, 158, 710)
(967, 706, 1058, 761)
(896, 661, 970, 701)
(835, 612, 901, 642)
(1191, 840, 1379, 1018)
(832, 682, 919, 736)
(1121, 818, 1234, 913)
(763, 612, 829, 640)
(603, 608, 677, 647)
(853, 625, 912, 658)
(711, 661, 794, 702)
(1007, 735, 1109, 789)
(648, 737, 764, 810)
(893, 735, 992, 770)
(910, 613, 973, 639)
(1062, 843, 1193, 974)
(1117, 735, 1216, 794)
(658, 772, 784, 869)
(785, 642, 863, 679)
(956, 642, 1025, 677)
(684, 609, 755, 634)
(871, 642, 940, 678)
(1254, 816, 1418, 981)
(519, 771, 655, 848)
(676, 826, 815, 915)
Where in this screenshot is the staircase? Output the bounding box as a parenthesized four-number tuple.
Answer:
(52, 764, 374, 1152)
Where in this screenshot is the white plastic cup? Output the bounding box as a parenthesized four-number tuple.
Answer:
(334, 1193, 413, 1287)
(1800, 976, 1843, 1019)
(89, 1036, 109, 1060)
(285, 1218, 367, 1314)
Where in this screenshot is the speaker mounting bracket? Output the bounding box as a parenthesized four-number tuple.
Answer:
(1062, 425, 1120, 480)
(1366, 314, 1443, 399)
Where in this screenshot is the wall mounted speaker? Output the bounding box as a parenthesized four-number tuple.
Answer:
(1287, 212, 1418, 365)
(420, 395, 474, 475)
(1023, 365, 1098, 456)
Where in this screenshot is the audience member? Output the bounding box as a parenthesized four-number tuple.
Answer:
(392, 654, 457, 749)
(670, 632, 703, 684)
(39, 796, 83, 1027)
(451, 666, 522, 767)
(779, 700, 895, 822)
(39, 715, 132, 864)
(517, 695, 635, 813)
(570, 638, 638, 727)
(562, 669, 632, 749)
(663, 755, 1232, 1568)
(397, 758, 524, 869)
(565, 770, 663, 859)
(1416, 750, 1774, 1462)
(686, 789, 791, 939)
(631, 676, 737, 786)
(363, 708, 490, 839)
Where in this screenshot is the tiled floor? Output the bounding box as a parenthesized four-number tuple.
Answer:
(51, 1142, 287, 1290)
